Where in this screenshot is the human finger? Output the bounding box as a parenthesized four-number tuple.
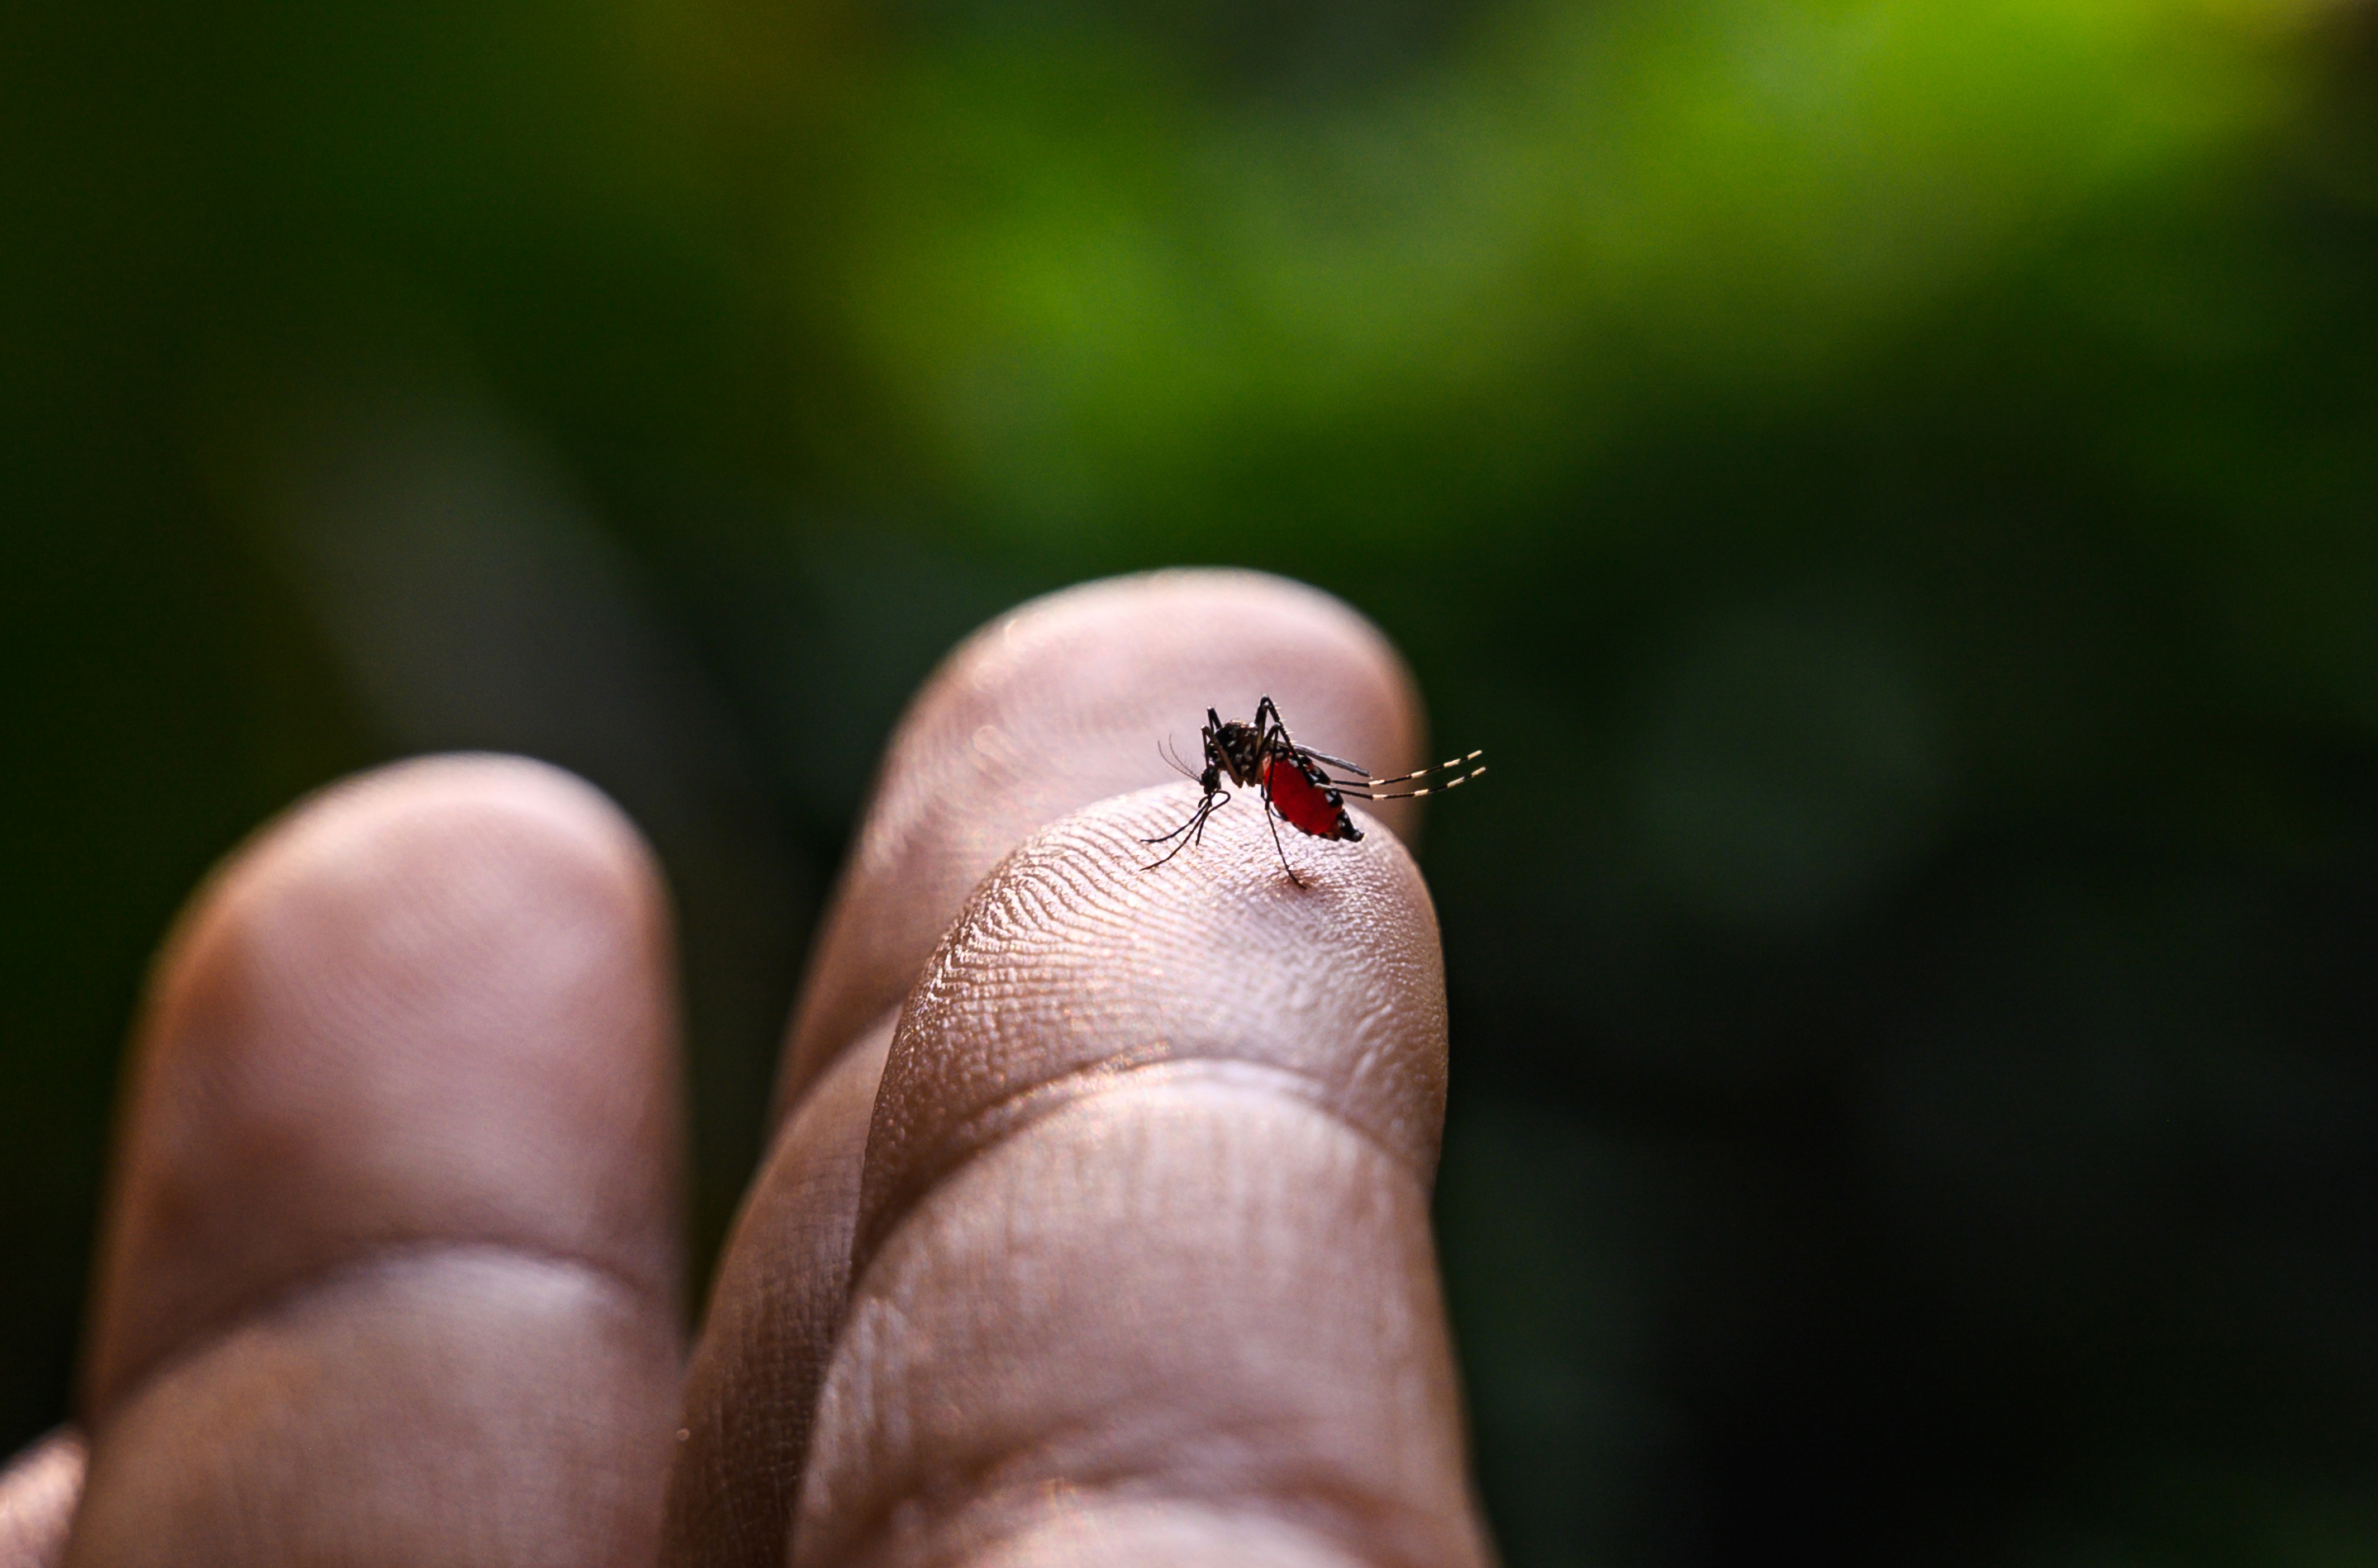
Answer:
(67, 756, 685, 1566)
(664, 570, 1429, 1567)
(0, 1430, 83, 1568)
(794, 788, 1491, 1567)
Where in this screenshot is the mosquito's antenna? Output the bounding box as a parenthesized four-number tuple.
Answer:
(1158, 738, 1200, 781)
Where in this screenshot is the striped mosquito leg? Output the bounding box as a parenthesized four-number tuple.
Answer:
(1340, 763, 1487, 801)
(1350, 749, 1485, 788)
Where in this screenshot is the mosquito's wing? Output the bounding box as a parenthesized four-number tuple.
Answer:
(1296, 746, 1371, 778)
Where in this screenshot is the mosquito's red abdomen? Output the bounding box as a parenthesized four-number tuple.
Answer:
(1261, 754, 1361, 841)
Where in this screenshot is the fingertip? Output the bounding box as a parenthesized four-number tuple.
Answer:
(86, 751, 685, 1423)
(780, 569, 1429, 1114)
(858, 782, 1448, 1285)
(0, 1429, 83, 1568)
(170, 753, 668, 959)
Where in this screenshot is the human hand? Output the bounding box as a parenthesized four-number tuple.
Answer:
(5, 571, 1491, 1568)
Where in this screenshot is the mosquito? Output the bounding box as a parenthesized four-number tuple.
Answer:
(1141, 695, 1486, 886)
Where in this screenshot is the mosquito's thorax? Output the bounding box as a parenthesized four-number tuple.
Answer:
(1209, 718, 1268, 787)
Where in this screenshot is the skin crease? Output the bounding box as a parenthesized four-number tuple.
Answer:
(14, 570, 1491, 1568)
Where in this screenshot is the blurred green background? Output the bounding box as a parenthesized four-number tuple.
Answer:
(9, 0, 2378, 1559)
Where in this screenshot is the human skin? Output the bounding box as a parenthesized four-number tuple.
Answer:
(1, 570, 1494, 1568)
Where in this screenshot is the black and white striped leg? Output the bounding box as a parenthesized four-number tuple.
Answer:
(1335, 763, 1488, 801)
